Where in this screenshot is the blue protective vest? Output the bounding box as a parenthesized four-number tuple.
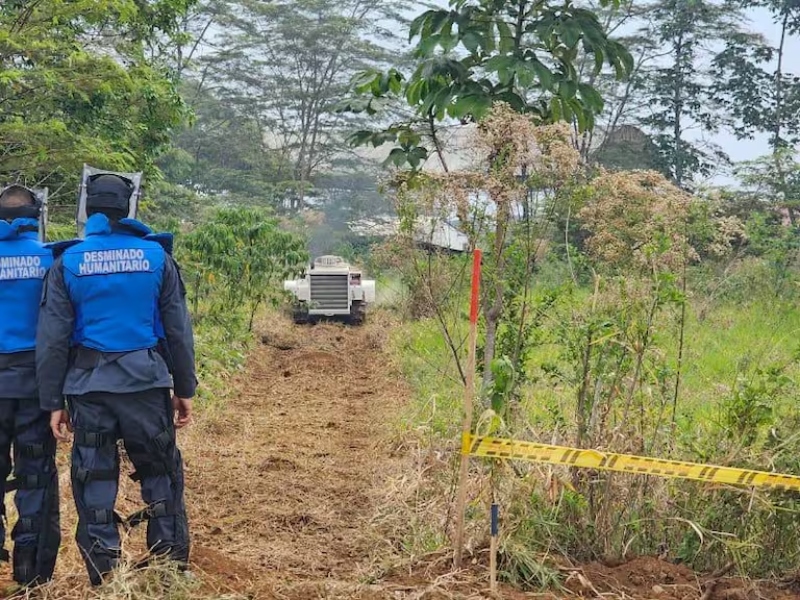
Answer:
(61, 214, 167, 353)
(0, 218, 53, 354)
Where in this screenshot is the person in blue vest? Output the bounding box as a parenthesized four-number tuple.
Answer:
(0, 184, 60, 588)
(36, 174, 196, 586)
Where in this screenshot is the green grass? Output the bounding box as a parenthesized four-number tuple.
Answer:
(190, 299, 254, 404)
(389, 270, 800, 579)
(394, 293, 800, 442)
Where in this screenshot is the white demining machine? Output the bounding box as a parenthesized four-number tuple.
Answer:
(283, 255, 376, 325)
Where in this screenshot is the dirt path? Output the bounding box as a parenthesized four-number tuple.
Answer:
(183, 319, 410, 598)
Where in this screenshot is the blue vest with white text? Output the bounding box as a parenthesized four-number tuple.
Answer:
(61, 214, 166, 353)
(0, 218, 53, 354)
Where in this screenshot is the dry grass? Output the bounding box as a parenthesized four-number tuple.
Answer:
(1, 313, 787, 600)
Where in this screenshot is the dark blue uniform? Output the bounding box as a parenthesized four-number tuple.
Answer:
(36, 213, 196, 585)
(0, 217, 60, 586)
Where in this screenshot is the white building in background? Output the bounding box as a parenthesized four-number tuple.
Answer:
(342, 124, 482, 253)
(352, 123, 486, 173)
(348, 215, 469, 253)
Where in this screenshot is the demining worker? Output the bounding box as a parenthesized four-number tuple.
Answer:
(36, 173, 197, 586)
(0, 184, 60, 588)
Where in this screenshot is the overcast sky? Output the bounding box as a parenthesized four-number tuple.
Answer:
(418, 0, 798, 186)
(704, 8, 800, 185)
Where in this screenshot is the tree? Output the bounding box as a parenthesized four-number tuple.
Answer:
(157, 82, 294, 208)
(712, 0, 800, 219)
(713, 0, 800, 151)
(180, 206, 308, 330)
(191, 0, 409, 211)
(0, 0, 193, 201)
(591, 124, 665, 172)
(632, 0, 747, 186)
(343, 0, 633, 170)
(391, 105, 583, 392)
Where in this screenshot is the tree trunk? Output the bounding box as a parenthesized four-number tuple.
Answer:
(772, 12, 795, 225)
(673, 33, 685, 187)
(481, 202, 511, 389)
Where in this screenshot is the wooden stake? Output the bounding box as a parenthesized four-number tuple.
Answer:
(453, 249, 482, 569)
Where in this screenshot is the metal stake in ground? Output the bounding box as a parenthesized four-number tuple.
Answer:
(453, 249, 482, 569)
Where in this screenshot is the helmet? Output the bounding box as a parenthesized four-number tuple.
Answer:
(77, 165, 143, 237)
(0, 184, 41, 223)
(86, 174, 135, 220)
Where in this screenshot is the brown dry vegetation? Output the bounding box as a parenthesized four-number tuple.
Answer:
(2, 316, 799, 599)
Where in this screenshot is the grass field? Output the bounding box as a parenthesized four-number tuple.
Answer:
(389, 268, 800, 578)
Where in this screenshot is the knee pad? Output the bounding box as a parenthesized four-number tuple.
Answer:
(127, 427, 179, 483)
(123, 428, 189, 561)
(71, 429, 118, 485)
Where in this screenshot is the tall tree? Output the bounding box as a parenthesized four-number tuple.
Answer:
(344, 0, 632, 390)
(712, 0, 800, 219)
(158, 81, 294, 207)
(713, 0, 800, 151)
(195, 0, 409, 211)
(632, 0, 747, 186)
(343, 0, 633, 170)
(0, 0, 193, 200)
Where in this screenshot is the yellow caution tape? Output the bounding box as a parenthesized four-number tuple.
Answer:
(464, 434, 800, 492)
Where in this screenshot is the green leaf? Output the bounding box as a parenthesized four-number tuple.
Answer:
(384, 147, 407, 167)
(388, 70, 404, 95)
(550, 96, 562, 121)
(462, 30, 483, 53)
(577, 83, 604, 111)
(560, 21, 580, 49)
(516, 63, 535, 88)
(497, 19, 515, 54)
(484, 55, 516, 71)
(406, 78, 427, 106)
(409, 10, 435, 41)
(408, 146, 428, 169)
(449, 93, 492, 119)
(530, 59, 554, 90)
(559, 79, 578, 99)
(429, 10, 451, 35)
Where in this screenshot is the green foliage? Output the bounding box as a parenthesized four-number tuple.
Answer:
(179, 206, 308, 331)
(0, 0, 192, 199)
(711, 0, 800, 151)
(591, 126, 666, 174)
(342, 0, 633, 169)
(385, 154, 800, 580)
(736, 149, 800, 224)
(633, 0, 746, 184)
(393, 271, 800, 579)
(158, 83, 294, 209)
(182, 0, 411, 211)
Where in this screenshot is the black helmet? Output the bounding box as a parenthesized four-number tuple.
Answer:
(0, 184, 41, 223)
(86, 174, 134, 220)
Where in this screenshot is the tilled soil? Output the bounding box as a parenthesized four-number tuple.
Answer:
(4, 318, 799, 599)
(183, 320, 409, 597)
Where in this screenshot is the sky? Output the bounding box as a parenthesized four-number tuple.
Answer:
(418, 0, 799, 187)
(706, 8, 800, 186)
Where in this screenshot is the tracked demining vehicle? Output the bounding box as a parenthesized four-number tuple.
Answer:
(283, 255, 375, 325)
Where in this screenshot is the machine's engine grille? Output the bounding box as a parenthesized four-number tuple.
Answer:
(309, 274, 349, 310)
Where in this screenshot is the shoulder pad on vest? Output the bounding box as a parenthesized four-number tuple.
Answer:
(11, 217, 39, 231)
(0, 221, 13, 241)
(118, 218, 153, 237)
(144, 232, 174, 255)
(46, 239, 82, 259)
(85, 213, 112, 236)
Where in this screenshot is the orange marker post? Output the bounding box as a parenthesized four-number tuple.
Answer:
(453, 249, 482, 569)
